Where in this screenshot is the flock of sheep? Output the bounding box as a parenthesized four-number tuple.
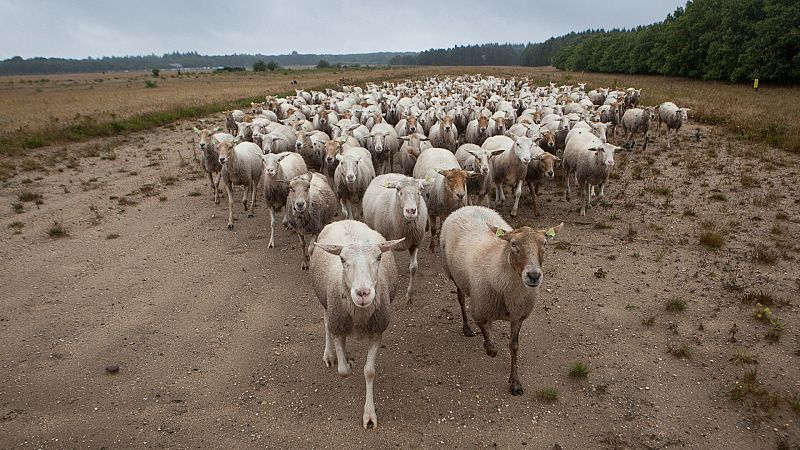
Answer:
(191, 75, 690, 429)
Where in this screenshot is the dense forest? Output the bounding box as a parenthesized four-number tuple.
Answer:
(553, 0, 799, 83)
(0, 51, 415, 76)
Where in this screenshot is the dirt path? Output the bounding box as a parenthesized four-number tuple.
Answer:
(1, 112, 798, 449)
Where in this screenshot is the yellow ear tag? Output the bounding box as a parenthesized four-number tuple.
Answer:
(495, 228, 505, 237)
(546, 227, 556, 237)
(383, 182, 390, 188)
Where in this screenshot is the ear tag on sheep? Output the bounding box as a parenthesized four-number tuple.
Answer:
(495, 228, 506, 238)
(545, 227, 557, 237)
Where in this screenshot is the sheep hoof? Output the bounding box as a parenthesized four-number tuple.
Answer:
(227, 223, 234, 229)
(301, 261, 309, 270)
(363, 410, 377, 430)
(509, 383, 524, 396)
(268, 241, 275, 249)
(462, 325, 476, 337)
(323, 352, 335, 368)
(484, 342, 497, 358)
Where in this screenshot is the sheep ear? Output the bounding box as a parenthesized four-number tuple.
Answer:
(335, 154, 344, 162)
(434, 168, 445, 175)
(315, 243, 344, 256)
(378, 238, 405, 252)
(193, 127, 201, 134)
(467, 149, 482, 158)
(276, 153, 289, 162)
(398, 136, 410, 141)
(487, 224, 511, 241)
(489, 149, 505, 157)
(419, 136, 430, 141)
(537, 222, 564, 238)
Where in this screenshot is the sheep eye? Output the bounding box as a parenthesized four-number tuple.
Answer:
(376, 254, 382, 261)
(340, 257, 346, 264)
(510, 242, 517, 248)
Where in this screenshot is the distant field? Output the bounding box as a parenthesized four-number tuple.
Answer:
(0, 66, 797, 161)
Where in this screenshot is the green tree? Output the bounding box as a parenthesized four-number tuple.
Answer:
(151, 68, 159, 77)
(253, 60, 267, 72)
(266, 60, 279, 71)
(316, 59, 331, 69)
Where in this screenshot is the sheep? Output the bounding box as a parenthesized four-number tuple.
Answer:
(455, 143, 503, 207)
(656, 102, 690, 149)
(394, 115, 420, 138)
(257, 128, 297, 154)
(216, 141, 264, 229)
(562, 129, 619, 216)
(363, 173, 429, 303)
(525, 152, 560, 216)
(367, 123, 399, 175)
(261, 151, 307, 248)
(312, 109, 339, 136)
(310, 220, 404, 429)
(439, 205, 563, 396)
(621, 107, 655, 150)
(333, 146, 376, 220)
(285, 172, 338, 270)
(294, 130, 330, 171)
(225, 111, 239, 135)
(193, 127, 223, 203)
(412, 148, 471, 251)
(322, 138, 359, 184)
(465, 115, 494, 146)
(483, 135, 544, 217)
(428, 113, 458, 151)
(397, 133, 432, 176)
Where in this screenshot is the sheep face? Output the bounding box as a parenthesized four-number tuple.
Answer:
(370, 132, 388, 154)
(236, 122, 253, 141)
(388, 177, 425, 221)
(592, 123, 608, 143)
(324, 141, 343, 166)
(318, 110, 329, 126)
(439, 114, 454, 134)
(538, 130, 556, 152)
(287, 174, 314, 213)
(315, 239, 404, 308)
(478, 115, 489, 135)
(261, 134, 283, 154)
(512, 137, 536, 165)
(405, 115, 418, 134)
(294, 131, 306, 150)
(593, 144, 617, 168)
(537, 152, 560, 179)
(488, 223, 564, 288)
(495, 117, 507, 135)
(195, 128, 213, 152)
(437, 168, 469, 205)
(261, 153, 288, 178)
(337, 154, 363, 184)
(217, 142, 234, 165)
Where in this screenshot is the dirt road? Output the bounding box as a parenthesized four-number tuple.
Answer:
(1, 112, 798, 449)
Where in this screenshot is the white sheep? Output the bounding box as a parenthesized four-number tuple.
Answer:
(440, 205, 563, 395)
(656, 102, 690, 149)
(397, 133, 432, 176)
(363, 173, 429, 303)
(311, 219, 404, 429)
(562, 129, 619, 216)
(412, 148, 471, 251)
(428, 113, 458, 151)
(286, 172, 338, 269)
(621, 107, 655, 150)
(294, 130, 330, 171)
(193, 127, 223, 203)
(333, 146, 375, 220)
(465, 115, 494, 146)
(216, 141, 264, 229)
(483, 135, 544, 217)
(261, 151, 307, 248)
(455, 143, 503, 207)
(367, 123, 399, 175)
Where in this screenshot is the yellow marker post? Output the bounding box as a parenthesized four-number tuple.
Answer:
(754, 78, 759, 92)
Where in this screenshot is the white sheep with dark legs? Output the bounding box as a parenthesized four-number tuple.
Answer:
(333, 146, 375, 220)
(216, 141, 263, 229)
(363, 173, 429, 303)
(261, 152, 307, 248)
(311, 220, 404, 429)
(285, 172, 337, 270)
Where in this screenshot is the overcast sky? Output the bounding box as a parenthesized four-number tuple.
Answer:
(0, 0, 687, 59)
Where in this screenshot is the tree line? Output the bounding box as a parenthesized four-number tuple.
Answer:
(389, 0, 798, 83)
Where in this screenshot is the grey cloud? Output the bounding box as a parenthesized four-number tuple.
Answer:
(0, 0, 687, 58)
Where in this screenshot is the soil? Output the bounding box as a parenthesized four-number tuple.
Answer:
(1, 109, 798, 449)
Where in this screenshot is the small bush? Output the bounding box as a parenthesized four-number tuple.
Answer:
(188, 191, 202, 197)
(151, 68, 160, 77)
(11, 202, 24, 213)
(160, 174, 178, 186)
(47, 220, 68, 238)
(144, 80, 157, 88)
(752, 243, 779, 265)
(665, 298, 687, 312)
(568, 362, 590, 378)
(731, 348, 757, 365)
(106, 233, 120, 240)
(699, 231, 725, 249)
(17, 191, 42, 203)
(667, 343, 692, 358)
(535, 388, 559, 403)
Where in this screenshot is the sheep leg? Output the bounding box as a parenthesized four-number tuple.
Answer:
(225, 180, 235, 229)
(268, 208, 276, 248)
(456, 287, 475, 337)
(213, 172, 221, 204)
(428, 216, 438, 253)
(298, 232, 309, 270)
(322, 312, 335, 367)
(206, 170, 215, 195)
(247, 182, 256, 218)
(508, 319, 524, 396)
(333, 335, 353, 377)
(406, 246, 418, 304)
(564, 169, 571, 201)
(477, 321, 497, 357)
(643, 132, 649, 151)
(340, 199, 349, 219)
(242, 185, 249, 212)
(510, 180, 523, 217)
(579, 181, 589, 216)
(362, 335, 381, 430)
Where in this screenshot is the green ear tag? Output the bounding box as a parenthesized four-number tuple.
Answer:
(383, 182, 390, 188)
(546, 227, 556, 237)
(495, 228, 505, 237)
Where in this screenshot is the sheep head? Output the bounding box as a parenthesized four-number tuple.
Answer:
(314, 238, 405, 308)
(487, 222, 564, 288)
